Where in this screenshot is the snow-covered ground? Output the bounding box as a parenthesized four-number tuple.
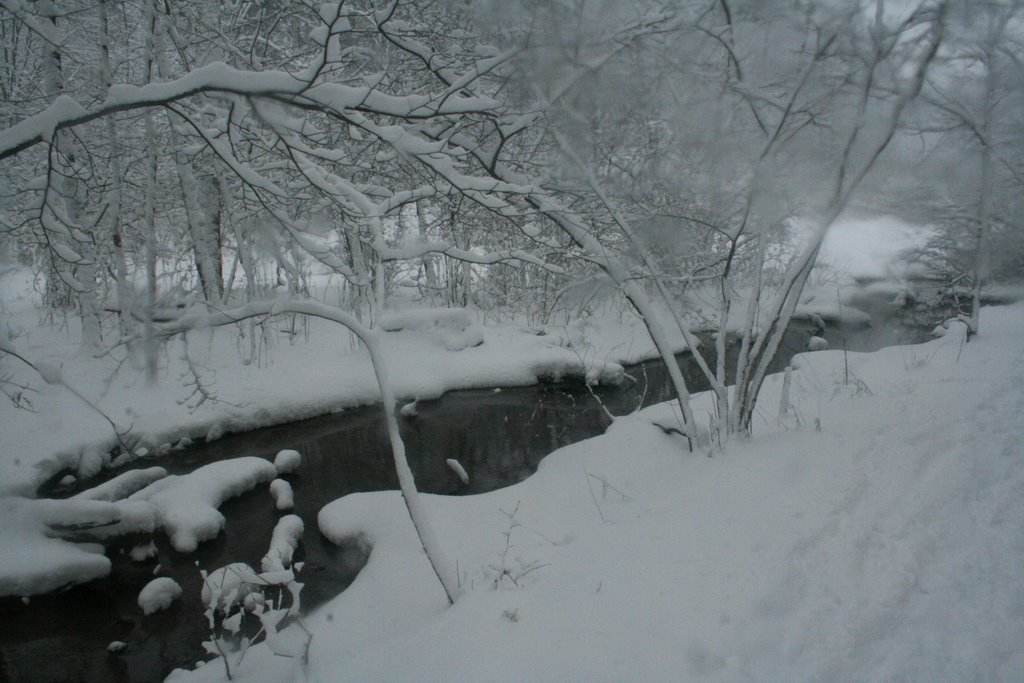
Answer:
(3, 253, 1023, 681)
(168, 303, 1023, 683)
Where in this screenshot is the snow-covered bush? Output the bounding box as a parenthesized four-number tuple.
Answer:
(199, 559, 309, 678)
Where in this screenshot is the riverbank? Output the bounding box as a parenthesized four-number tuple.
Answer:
(1, 266, 683, 497)
(173, 303, 1024, 682)
(1, 263, 891, 497)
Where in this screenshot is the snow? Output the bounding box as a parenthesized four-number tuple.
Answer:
(3, 259, 1023, 678)
(261, 515, 304, 572)
(172, 304, 1024, 683)
(273, 449, 302, 475)
(129, 457, 278, 552)
(138, 577, 182, 615)
(446, 458, 469, 485)
(380, 307, 484, 351)
(269, 479, 294, 511)
(72, 466, 167, 502)
(201, 563, 259, 614)
(806, 335, 829, 351)
(129, 541, 158, 562)
(1, 265, 687, 498)
(0, 495, 156, 597)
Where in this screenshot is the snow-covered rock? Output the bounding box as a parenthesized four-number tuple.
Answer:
(274, 449, 302, 475)
(261, 515, 304, 573)
(269, 479, 294, 511)
(807, 335, 829, 351)
(129, 541, 158, 562)
(138, 577, 181, 615)
(130, 457, 277, 552)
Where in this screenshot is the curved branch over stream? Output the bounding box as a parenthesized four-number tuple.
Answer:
(152, 297, 460, 605)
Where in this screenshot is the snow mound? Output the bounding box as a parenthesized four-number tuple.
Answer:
(807, 335, 829, 351)
(269, 479, 294, 511)
(274, 449, 302, 475)
(138, 577, 181, 615)
(130, 457, 277, 552)
(0, 496, 156, 597)
(129, 541, 158, 562)
(261, 515, 304, 572)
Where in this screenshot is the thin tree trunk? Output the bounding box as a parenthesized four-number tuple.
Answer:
(39, 0, 101, 352)
(98, 0, 131, 337)
(141, 0, 160, 384)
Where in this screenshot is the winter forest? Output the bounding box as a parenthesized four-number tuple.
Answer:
(0, 0, 1022, 681)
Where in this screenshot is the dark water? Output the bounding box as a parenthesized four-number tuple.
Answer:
(0, 315, 927, 683)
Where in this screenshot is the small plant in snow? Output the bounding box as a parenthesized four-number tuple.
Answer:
(831, 372, 874, 400)
(484, 501, 548, 590)
(585, 471, 632, 524)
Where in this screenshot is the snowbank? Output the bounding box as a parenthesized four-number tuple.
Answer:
(0, 496, 154, 597)
(1, 275, 680, 497)
(173, 305, 1024, 682)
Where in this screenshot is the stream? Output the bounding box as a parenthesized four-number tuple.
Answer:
(0, 309, 931, 683)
